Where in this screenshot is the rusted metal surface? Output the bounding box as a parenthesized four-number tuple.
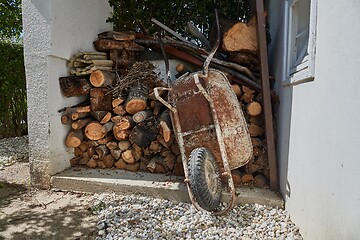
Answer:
(255, 0, 279, 191)
(169, 70, 252, 170)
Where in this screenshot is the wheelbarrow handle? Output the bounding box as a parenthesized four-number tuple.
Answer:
(153, 87, 176, 113)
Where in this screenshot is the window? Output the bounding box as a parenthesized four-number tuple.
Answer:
(285, 0, 317, 86)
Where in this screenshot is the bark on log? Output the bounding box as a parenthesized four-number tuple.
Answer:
(133, 110, 153, 123)
(114, 159, 127, 169)
(103, 154, 115, 168)
(125, 84, 148, 114)
(100, 112, 112, 124)
(94, 39, 145, 52)
(97, 134, 114, 145)
(95, 145, 110, 159)
(90, 70, 116, 88)
(90, 88, 113, 111)
(59, 76, 92, 97)
(110, 148, 122, 160)
(117, 116, 135, 130)
(98, 31, 136, 41)
(71, 118, 92, 130)
(70, 112, 90, 121)
(65, 130, 84, 148)
(126, 163, 140, 172)
(91, 111, 108, 122)
(129, 124, 157, 148)
(112, 98, 125, 108)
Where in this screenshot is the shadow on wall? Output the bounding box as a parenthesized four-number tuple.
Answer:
(0, 183, 97, 240)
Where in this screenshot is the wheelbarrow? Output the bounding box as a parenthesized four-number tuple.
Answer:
(154, 12, 252, 215)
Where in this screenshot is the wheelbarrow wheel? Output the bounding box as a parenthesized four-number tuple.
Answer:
(188, 147, 222, 211)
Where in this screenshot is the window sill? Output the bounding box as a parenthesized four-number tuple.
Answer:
(283, 67, 314, 87)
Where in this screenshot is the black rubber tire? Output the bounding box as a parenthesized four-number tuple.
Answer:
(188, 147, 222, 211)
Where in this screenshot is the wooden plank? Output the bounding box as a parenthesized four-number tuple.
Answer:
(254, 0, 279, 191)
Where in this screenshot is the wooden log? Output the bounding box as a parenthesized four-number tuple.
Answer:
(152, 101, 165, 116)
(74, 147, 83, 157)
(97, 134, 114, 145)
(98, 30, 136, 41)
(71, 118, 92, 130)
(103, 154, 115, 168)
(248, 123, 265, 137)
(110, 50, 136, 69)
(61, 115, 71, 125)
(254, 174, 268, 188)
(117, 116, 135, 130)
(84, 122, 107, 140)
(133, 110, 153, 123)
(90, 88, 113, 111)
(65, 130, 84, 148)
(170, 143, 180, 156)
(79, 141, 88, 152)
(90, 111, 108, 122)
(149, 140, 163, 154)
(249, 115, 265, 127)
(87, 158, 98, 168)
(242, 85, 256, 93)
(100, 112, 112, 124)
(231, 84, 242, 98)
(147, 155, 167, 173)
(95, 144, 110, 159)
(125, 84, 148, 114)
(132, 144, 143, 161)
(110, 148, 122, 160)
(241, 92, 254, 103)
(122, 149, 135, 164)
(64, 105, 91, 115)
(222, 16, 257, 52)
(113, 125, 130, 141)
(87, 147, 95, 158)
(126, 163, 140, 172)
(93, 39, 145, 52)
(59, 76, 92, 97)
(106, 141, 119, 150)
(112, 98, 125, 108)
(173, 162, 184, 176)
(242, 173, 255, 183)
(70, 112, 90, 121)
(111, 115, 123, 124)
(113, 105, 127, 115)
(90, 60, 113, 67)
(164, 154, 176, 170)
(118, 140, 131, 151)
(231, 169, 242, 186)
(246, 101, 262, 117)
(79, 156, 90, 165)
(97, 161, 106, 169)
(90, 70, 116, 88)
(129, 124, 157, 148)
(114, 159, 127, 169)
(69, 156, 81, 167)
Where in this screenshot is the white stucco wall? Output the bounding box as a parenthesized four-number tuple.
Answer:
(23, 0, 112, 187)
(268, 0, 360, 239)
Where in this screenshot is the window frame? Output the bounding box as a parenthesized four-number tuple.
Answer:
(284, 0, 318, 86)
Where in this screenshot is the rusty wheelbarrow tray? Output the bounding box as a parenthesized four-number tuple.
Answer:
(154, 69, 252, 215)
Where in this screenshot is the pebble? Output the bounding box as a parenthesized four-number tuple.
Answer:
(93, 193, 303, 240)
(0, 136, 29, 167)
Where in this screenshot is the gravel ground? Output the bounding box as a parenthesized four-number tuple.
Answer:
(1, 136, 303, 240)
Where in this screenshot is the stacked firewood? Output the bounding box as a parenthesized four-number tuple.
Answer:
(59, 13, 273, 188)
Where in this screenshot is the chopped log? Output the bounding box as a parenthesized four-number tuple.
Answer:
(129, 124, 157, 148)
(248, 123, 265, 137)
(87, 158, 97, 168)
(112, 98, 125, 108)
(152, 101, 166, 116)
(170, 143, 180, 156)
(222, 16, 257, 52)
(242, 173, 255, 183)
(118, 140, 131, 151)
(79, 156, 90, 165)
(84, 122, 107, 140)
(251, 137, 265, 147)
(87, 147, 95, 158)
(246, 101, 262, 117)
(242, 85, 256, 93)
(253, 146, 264, 157)
(71, 118, 92, 130)
(175, 63, 188, 73)
(98, 30, 136, 41)
(117, 116, 135, 130)
(231, 170, 242, 186)
(74, 147, 83, 157)
(79, 141, 88, 152)
(254, 174, 268, 187)
(110, 148, 122, 160)
(229, 51, 260, 68)
(113, 125, 130, 141)
(241, 92, 254, 103)
(113, 105, 127, 115)
(90, 88, 113, 111)
(111, 115, 123, 124)
(65, 130, 84, 148)
(61, 115, 71, 124)
(160, 148, 173, 158)
(94, 39, 145, 52)
(97, 134, 114, 145)
(103, 154, 115, 168)
(125, 84, 148, 114)
(59, 76, 92, 97)
(97, 161, 106, 169)
(255, 153, 268, 167)
(63, 105, 91, 116)
(122, 149, 135, 164)
(71, 112, 90, 121)
(100, 112, 112, 124)
(246, 161, 263, 174)
(231, 84, 242, 98)
(149, 140, 162, 154)
(249, 115, 265, 127)
(95, 145, 110, 159)
(173, 162, 184, 176)
(91, 111, 108, 122)
(147, 155, 167, 173)
(126, 163, 140, 172)
(69, 156, 81, 167)
(90, 70, 116, 88)
(164, 154, 176, 170)
(114, 159, 127, 169)
(110, 50, 136, 69)
(106, 141, 119, 150)
(132, 144, 143, 161)
(133, 110, 153, 123)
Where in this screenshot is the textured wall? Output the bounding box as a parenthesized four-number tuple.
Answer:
(268, 0, 360, 239)
(23, 0, 112, 188)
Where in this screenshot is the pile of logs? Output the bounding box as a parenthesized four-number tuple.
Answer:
(59, 11, 273, 188)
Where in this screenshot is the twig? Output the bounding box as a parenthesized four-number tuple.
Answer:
(151, 18, 192, 44)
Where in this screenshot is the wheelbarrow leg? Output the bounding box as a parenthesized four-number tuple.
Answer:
(194, 74, 236, 216)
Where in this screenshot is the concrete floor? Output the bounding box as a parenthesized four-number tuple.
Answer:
(52, 168, 284, 208)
